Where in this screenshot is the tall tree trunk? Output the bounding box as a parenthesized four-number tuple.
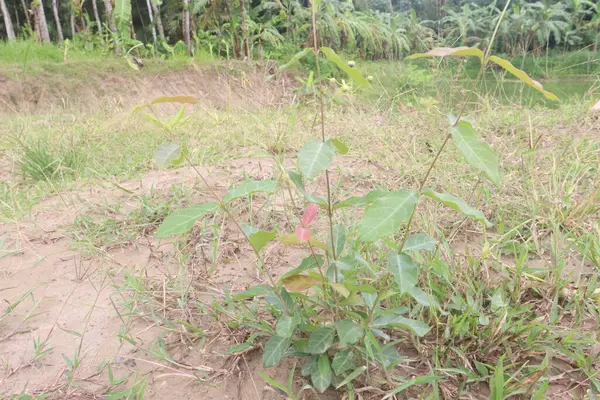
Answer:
(1, 0, 17, 39)
(91, 0, 102, 36)
(103, 0, 118, 54)
(14, 2, 21, 30)
(144, 0, 156, 44)
(34, 0, 51, 42)
(149, 0, 164, 41)
(182, 0, 190, 54)
(20, 0, 31, 26)
(240, 0, 249, 58)
(69, 4, 75, 36)
(51, 0, 63, 42)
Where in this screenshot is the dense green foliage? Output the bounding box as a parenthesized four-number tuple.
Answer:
(0, 0, 599, 60)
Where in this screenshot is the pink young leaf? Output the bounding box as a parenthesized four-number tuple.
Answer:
(295, 226, 311, 242)
(301, 204, 319, 227)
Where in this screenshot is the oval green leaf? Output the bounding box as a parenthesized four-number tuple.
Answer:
(406, 46, 484, 62)
(298, 140, 335, 180)
(241, 224, 276, 253)
(156, 202, 220, 238)
(357, 190, 419, 242)
(451, 120, 501, 186)
(307, 327, 335, 354)
(488, 56, 559, 101)
(332, 349, 355, 375)
(421, 188, 492, 227)
(319, 47, 370, 86)
(335, 319, 364, 344)
(263, 335, 291, 368)
(388, 252, 418, 294)
(276, 315, 300, 338)
(223, 180, 278, 204)
(403, 233, 437, 252)
(279, 47, 313, 71)
(311, 354, 332, 393)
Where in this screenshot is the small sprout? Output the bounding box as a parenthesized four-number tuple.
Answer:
(347, 60, 355, 67)
(329, 77, 337, 84)
(367, 75, 373, 82)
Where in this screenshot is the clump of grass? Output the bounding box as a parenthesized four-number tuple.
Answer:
(18, 139, 59, 181)
(16, 138, 87, 182)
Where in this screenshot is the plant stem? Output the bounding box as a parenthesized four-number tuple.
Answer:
(398, 1, 511, 252)
(311, 0, 340, 313)
(148, 107, 287, 313)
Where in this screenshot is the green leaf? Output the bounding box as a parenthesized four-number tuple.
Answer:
(332, 349, 355, 375)
(114, 0, 132, 38)
(319, 47, 369, 86)
(382, 375, 441, 399)
(228, 343, 253, 354)
(307, 327, 335, 354)
(301, 355, 318, 376)
(488, 56, 559, 101)
(280, 255, 325, 281)
(336, 366, 367, 389)
(335, 320, 364, 344)
(421, 188, 491, 227)
(388, 252, 418, 294)
(283, 274, 322, 292)
(407, 286, 431, 306)
(276, 233, 328, 251)
(373, 315, 430, 337)
(339, 292, 365, 306)
(330, 282, 350, 298)
(150, 96, 200, 105)
(357, 190, 419, 242)
(232, 284, 273, 301)
(279, 47, 313, 71)
(380, 344, 403, 369)
(406, 46, 484, 62)
(263, 335, 291, 368)
(403, 233, 437, 252)
(329, 138, 349, 155)
(155, 143, 187, 168)
(311, 354, 332, 393)
(224, 180, 278, 204)
(241, 224, 276, 253)
(276, 315, 300, 338)
(329, 224, 346, 257)
(451, 120, 501, 186)
(334, 190, 388, 209)
(155, 203, 220, 238)
(286, 169, 327, 207)
(298, 140, 335, 180)
(259, 372, 289, 394)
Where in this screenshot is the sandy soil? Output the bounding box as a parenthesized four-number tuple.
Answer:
(0, 155, 391, 399)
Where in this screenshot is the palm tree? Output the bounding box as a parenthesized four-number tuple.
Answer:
(33, 0, 51, 43)
(1, 0, 16, 40)
(51, 0, 64, 42)
(144, 0, 157, 44)
(183, 0, 191, 53)
(91, 0, 103, 37)
(150, 0, 165, 41)
(240, 0, 249, 58)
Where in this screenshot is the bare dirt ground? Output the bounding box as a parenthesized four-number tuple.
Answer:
(0, 154, 388, 399)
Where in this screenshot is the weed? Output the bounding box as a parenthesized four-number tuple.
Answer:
(18, 139, 59, 182)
